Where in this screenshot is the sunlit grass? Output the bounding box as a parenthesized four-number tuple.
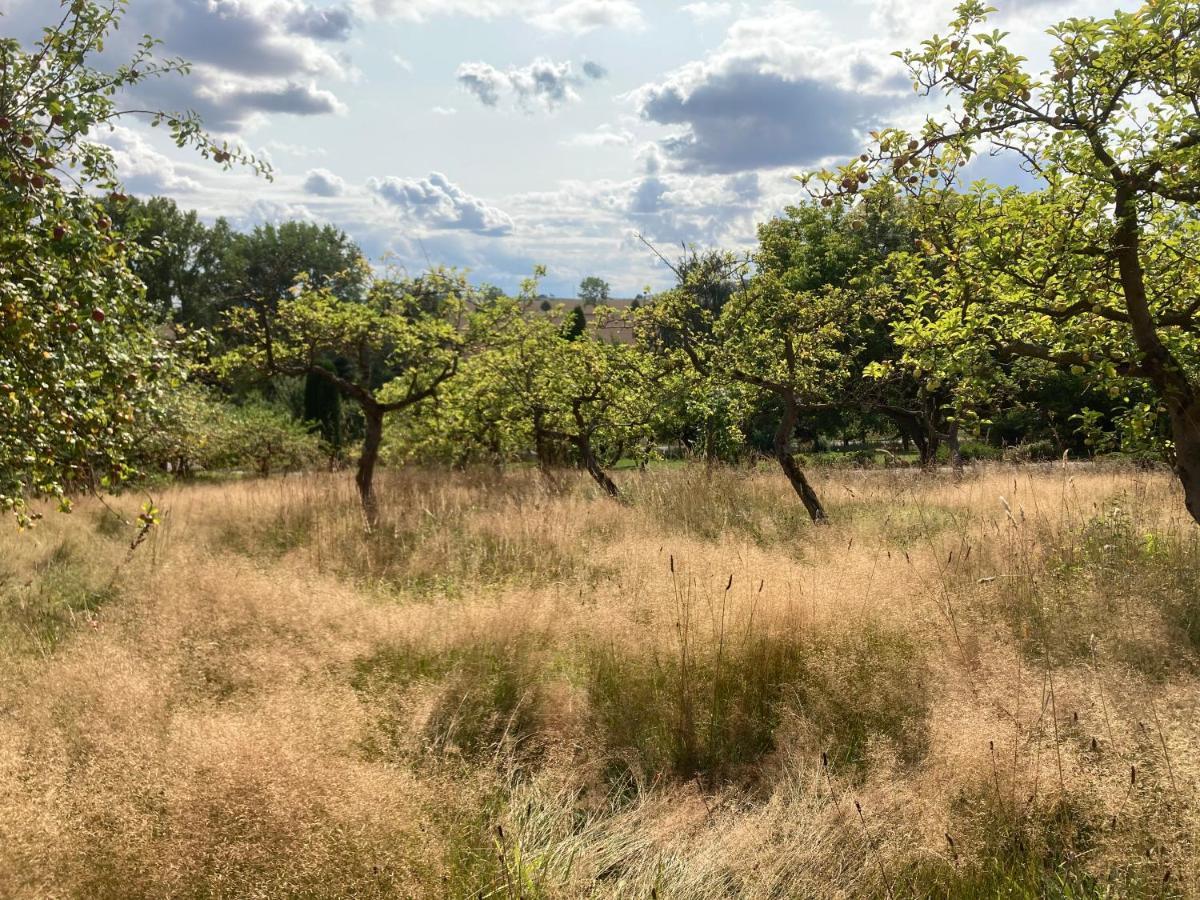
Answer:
(0, 462, 1196, 898)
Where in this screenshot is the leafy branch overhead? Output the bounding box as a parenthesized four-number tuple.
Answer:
(0, 0, 266, 527)
(805, 0, 1200, 523)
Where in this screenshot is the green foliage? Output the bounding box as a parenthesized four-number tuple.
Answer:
(104, 196, 241, 327)
(303, 362, 344, 454)
(561, 305, 586, 341)
(137, 388, 321, 478)
(233, 221, 367, 310)
(395, 297, 659, 490)
(216, 268, 470, 394)
(812, 0, 1200, 517)
(0, 0, 263, 528)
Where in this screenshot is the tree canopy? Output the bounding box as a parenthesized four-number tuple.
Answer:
(812, 0, 1200, 524)
(0, 0, 263, 527)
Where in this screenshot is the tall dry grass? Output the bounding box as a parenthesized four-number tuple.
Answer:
(0, 462, 1197, 898)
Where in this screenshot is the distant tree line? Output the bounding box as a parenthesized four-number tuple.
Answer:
(7, 0, 1200, 530)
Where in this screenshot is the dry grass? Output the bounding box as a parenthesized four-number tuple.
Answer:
(1, 462, 1198, 898)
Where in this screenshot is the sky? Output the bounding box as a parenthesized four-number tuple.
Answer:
(2, 0, 1135, 297)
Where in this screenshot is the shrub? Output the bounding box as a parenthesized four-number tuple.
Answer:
(957, 440, 1004, 462)
(139, 389, 322, 477)
(1004, 440, 1059, 464)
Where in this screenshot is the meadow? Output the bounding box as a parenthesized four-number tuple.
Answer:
(1, 462, 1198, 899)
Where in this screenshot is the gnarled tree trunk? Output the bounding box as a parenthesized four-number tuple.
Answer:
(1170, 400, 1200, 525)
(946, 420, 963, 475)
(775, 396, 827, 523)
(577, 435, 620, 499)
(1113, 187, 1200, 526)
(356, 403, 384, 530)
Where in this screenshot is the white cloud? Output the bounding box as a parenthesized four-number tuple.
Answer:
(302, 168, 347, 196)
(432, 106, 459, 115)
(563, 125, 636, 148)
(353, 0, 642, 33)
(456, 58, 590, 112)
(633, 4, 911, 173)
(680, 2, 732, 23)
(102, 126, 205, 195)
(368, 172, 514, 235)
(235, 198, 320, 229)
(531, 0, 643, 33)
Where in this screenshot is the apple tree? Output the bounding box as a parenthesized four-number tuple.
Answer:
(214, 269, 485, 527)
(816, 0, 1200, 524)
(0, 0, 265, 527)
(411, 302, 658, 497)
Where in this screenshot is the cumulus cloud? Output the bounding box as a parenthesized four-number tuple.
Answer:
(633, 6, 911, 173)
(284, 4, 356, 40)
(353, 0, 642, 33)
(202, 79, 347, 120)
(563, 125, 636, 148)
(302, 168, 347, 196)
(531, 0, 643, 32)
(124, 0, 350, 80)
(368, 172, 514, 235)
(582, 60, 609, 80)
(102, 126, 204, 195)
(68, 0, 354, 133)
(680, 2, 732, 22)
(456, 62, 507, 107)
(456, 58, 595, 112)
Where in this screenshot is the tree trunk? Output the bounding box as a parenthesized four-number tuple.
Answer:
(533, 409, 552, 473)
(1170, 400, 1200, 525)
(356, 403, 384, 529)
(579, 437, 620, 499)
(775, 397, 827, 523)
(946, 420, 963, 474)
(1113, 187, 1200, 526)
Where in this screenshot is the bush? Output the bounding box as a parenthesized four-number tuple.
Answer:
(1003, 440, 1059, 464)
(138, 389, 322, 477)
(956, 441, 1004, 462)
